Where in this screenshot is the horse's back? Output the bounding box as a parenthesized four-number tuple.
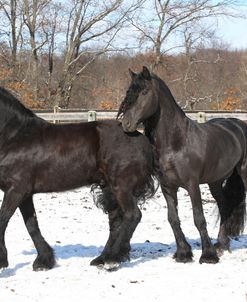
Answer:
(193, 117, 247, 182)
(164, 117, 247, 185)
(0, 118, 154, 194)
(205, 117, 247, 144)
(0, 120, 101, 192)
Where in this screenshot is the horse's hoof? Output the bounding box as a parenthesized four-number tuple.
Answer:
(33, 255, 55, 271)
(173, 251, 193, 263)
(90, 255, 105, 266)
(91, 252, 129, 267)
(103, 261, 120, 271)
(215, 246, 228, 257)
(0, 259, 8, 270)
(214, 242, 231, 257)
(199, 253, 219, 264)
(120, 253, 130, 262)
(91, 256, 121, 271)
(216, 248, 224, 257)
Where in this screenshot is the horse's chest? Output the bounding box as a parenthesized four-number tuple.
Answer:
(159, 155, 183, 185)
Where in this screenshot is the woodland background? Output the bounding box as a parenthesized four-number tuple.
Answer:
(0, 0, 247, 111)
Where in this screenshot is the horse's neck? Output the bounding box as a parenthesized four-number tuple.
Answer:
(161, 96, 186, 124)
(144, 113, 160, 144)
(146, 88, 189, 147)
(0, 106, 40, 140)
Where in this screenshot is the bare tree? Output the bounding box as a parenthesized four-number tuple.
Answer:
(54, 0, 143, 108)
(0, 0, 24, 74)
(22, 0, 52, 99)
(41, 2, 63, 103)
(129, 0, 245, 70)
(239, 54, 247, 108)
(178, 25, 221, 109)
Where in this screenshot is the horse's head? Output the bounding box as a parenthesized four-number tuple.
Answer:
(118, 66, 159, 132)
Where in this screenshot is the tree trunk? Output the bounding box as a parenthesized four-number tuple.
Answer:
(55, 72, 74, 108)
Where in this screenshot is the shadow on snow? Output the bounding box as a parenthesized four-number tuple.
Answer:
(1, 234, 246, 277)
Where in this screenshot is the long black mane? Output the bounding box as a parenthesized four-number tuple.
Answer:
(118, 72, 184, 119)
(118, 72, 184, 144)
(117, 72, 147, 118)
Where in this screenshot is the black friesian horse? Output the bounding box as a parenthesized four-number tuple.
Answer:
(0, 87, 157, 271)
(118, 66, 247, 264)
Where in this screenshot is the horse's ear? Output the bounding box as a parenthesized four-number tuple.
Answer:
(142, 66, 151, 80)
(129, 68, 136, 79)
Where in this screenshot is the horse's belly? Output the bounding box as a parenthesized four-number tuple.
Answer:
(33, 162, 100, 193)
(199, 157, 240, 184)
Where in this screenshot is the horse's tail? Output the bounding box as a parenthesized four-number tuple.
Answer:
(221, 169, 246, 236)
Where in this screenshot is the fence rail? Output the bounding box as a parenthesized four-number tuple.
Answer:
(35, 109, 247, 123)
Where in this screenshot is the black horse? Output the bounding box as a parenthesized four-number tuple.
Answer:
(0, 87, 157, 271)
(118, 66, 247, 264)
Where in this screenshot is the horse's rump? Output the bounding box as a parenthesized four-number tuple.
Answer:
(92, 120, 158, 210)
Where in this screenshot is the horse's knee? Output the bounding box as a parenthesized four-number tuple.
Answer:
(193, 213, 207, 230)
(167, 210, 176, 225)
(124, 206, 142, 223)
(167, 204, 180, 227)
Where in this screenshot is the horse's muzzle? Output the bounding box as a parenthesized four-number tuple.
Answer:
(121, 118, 137, 133)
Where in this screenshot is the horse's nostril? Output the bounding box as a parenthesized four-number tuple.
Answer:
(126, 120, 131, 129)
(122, 119, 131, 131)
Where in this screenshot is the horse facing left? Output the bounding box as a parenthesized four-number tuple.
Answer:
(0, 87, 157, 271)
(118, 66, 247, 264)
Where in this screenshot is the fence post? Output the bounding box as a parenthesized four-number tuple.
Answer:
(197, 112, 206, 123)
(53, 105, 60, 124)
(88, 110, 97, 122)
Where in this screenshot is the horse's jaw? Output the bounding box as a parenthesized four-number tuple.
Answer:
(121, 118, 138, 133)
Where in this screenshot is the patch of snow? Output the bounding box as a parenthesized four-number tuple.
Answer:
(0, 185, 246, 302)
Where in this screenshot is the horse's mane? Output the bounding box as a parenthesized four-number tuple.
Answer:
(118, 70, 184, 119)
(151, 73, 185, 115)
(0, 87, 36, 120)
(118, 70, 184, 142)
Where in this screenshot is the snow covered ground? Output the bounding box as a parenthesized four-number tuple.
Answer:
(0, 185, 246, 302)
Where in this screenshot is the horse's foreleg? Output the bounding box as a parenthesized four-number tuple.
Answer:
(161, 185, 193, 262)
(0, 188, 25, 269)
(19, 195, 55, 271)
(90, 185, 128, 266)
(188, 183, 219, 264)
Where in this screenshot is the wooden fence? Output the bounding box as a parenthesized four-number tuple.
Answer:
(35, 108, 247, 123)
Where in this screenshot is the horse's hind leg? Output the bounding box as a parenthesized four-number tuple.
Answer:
(102, 189, 142, 265)
(19, 195, 55, 271)
(90, 206, 126, 266)
(210, 169, 246, 255)
(209, 181, 231, 253)
(91, 185, 131, 266)
(0, 188, 26, 269)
